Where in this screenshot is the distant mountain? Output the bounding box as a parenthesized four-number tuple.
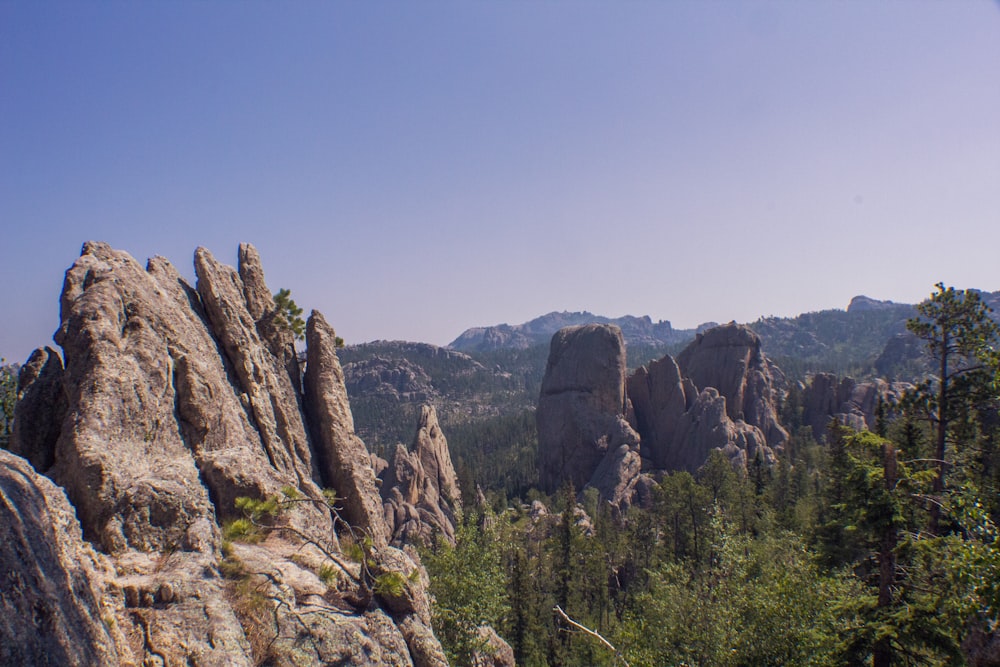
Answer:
(448, 311, 691, 352)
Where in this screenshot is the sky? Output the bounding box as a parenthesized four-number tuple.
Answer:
(2, 1, 999, 364)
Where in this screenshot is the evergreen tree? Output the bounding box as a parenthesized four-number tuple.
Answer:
(906, 283, 999, 532)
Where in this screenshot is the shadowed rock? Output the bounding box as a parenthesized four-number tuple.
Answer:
(537, 324, 634, 492)
(10, 346, 65, 473)
(536, 324, 643, 508)
(627, 355, 694, 469)
(802, 373, 911, 441)
(671, 388, 773, 471)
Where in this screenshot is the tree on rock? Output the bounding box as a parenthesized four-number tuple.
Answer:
(273, 288, 306, 341)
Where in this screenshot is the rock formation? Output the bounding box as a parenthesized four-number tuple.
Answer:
(626, 324, 784, 473)
(670, 388, 772, 471)
(539, 322, 788, 498)
(9, 346, 65, 473)
(675, 323, 788, 448)
(3, 242, 447, 667)
(305, 310, 390, 547)
(801, 373, 912, 441)
(0, 449, 122, 667)
(381, 404, 463, 546)
(535, 324, 644, 509)
(626, 354, 695, 469)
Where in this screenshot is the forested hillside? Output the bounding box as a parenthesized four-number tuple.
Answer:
(418, 285, 1000, 666)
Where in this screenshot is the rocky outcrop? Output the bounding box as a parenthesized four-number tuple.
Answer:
(626, 355, 695, 470)
(10, 346, 65, 473)
(2, 242, 447, 667)
(381, 405, 462, 546)
(473, 625, 517, 667)
(0, 449, 122, 666)
(676, 323, 788, 448)
(343, 356, 436, 401)
(305, 310, 390, 547)
(670, 388, 773, 471)
(536, 324, 643, 509)
(802, 373, 911, 441)
(540, 322, 788, 492)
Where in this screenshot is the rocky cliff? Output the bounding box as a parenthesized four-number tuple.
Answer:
(2, 242, 447, 667)
(381, 404, 463, 546)
(535, 324, 645, 509)
(538, 323, 788, 502)
(800, 373, 912, 441)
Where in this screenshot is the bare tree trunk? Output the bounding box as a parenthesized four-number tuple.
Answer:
(874, 443, 898, 667)
(930, 331, 948, 534)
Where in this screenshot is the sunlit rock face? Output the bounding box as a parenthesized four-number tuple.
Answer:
(2, 242, 447, 667)
(381, 404, 463, 547)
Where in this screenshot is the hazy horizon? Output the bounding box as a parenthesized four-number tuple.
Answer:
(3, 2, 999, 363)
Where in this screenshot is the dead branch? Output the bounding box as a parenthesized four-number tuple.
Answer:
(553, 605, 630, 667)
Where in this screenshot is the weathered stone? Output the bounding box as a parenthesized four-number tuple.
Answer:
(10, 346, 65, 472)
(52, 243, 221, 551)
(676, 323, 787, 448)
(398, 614, 449, 667)
(537, 324, 635, 494)
(802, 373, 911, 441)
(627, 355, 691, 469)
(195, 246, 317, 488)
(586, 439, 642, 513)
(0, 449, 121, 667)
(473, 625, 517, 667)
(238, 243, 303, 395)
(412, 404, 462, 513)
(381, 405, 462, 546)
(671, 388, 774, 472)
(7, 242, 450, 667)
(305, 310, 390, 547)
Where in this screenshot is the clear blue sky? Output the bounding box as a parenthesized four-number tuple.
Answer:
(2, 1, 999, 364)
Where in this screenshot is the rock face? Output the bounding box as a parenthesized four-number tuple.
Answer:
(381, 405, 463, 546)
(539, 322, 789, 497)
(670, 388, 772, 471)
(305, 310, 390, 548)
(675, 323, 788, 449)
(536, 324, 643, 508)
(801, 373, 912, 441)
(3, 242, 447, 667)
(9, 346, 65, 473)
(627, 355, 695, 470)
(0, 449, 121, 667)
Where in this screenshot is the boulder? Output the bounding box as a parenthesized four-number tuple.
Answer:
(472, 625, 517, 667)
